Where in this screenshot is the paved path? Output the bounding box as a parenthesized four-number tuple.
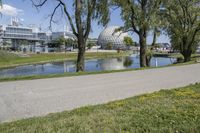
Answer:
(0, 64, 200, 123)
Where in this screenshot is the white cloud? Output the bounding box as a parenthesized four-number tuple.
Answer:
(0, 4, 23, 16)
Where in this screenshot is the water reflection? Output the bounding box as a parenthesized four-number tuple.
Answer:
(0, 55, 177, 78)
(99, 58, 125, 70)
(123, 57, 133, 67)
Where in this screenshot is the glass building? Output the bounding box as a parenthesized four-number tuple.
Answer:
(1, 25, 41, 40)
(0, 24, 48, 52)
(97, 26, 129, 49)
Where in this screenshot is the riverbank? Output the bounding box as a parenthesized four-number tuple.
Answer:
(0, 51, 199, 82)
(153, 52, 200, 59)
(0, 50, 130, 69)
(0, 58, 198, 82)
(0, 83, 199, 132)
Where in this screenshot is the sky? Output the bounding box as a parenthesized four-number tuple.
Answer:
(0, 0, 170, 44)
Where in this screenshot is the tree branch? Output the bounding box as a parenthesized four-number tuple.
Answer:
(127, 0, 139, 35)
(57, 0, 78, 37)
(48, 3, 61, 30)
(31, 0, 47, 7)
(84, 0, 96, 39)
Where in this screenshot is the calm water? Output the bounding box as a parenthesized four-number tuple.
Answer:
(0, 54, 176, 78)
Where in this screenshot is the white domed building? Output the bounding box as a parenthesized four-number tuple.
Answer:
(98, 26, 130, 50)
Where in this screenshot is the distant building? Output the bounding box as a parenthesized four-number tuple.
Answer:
(0, 18, 48, 53)
(52, 32, 75, 40)
(98, 26, 130, 50)
(87, 38, 98, 45)
(52, 29, 76, 41)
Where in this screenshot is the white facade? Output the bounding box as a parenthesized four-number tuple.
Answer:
(0, 24, 48, 53)
(98, 26, 129, 49)
(52, 31, 75, 40)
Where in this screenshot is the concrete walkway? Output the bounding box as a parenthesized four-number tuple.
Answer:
(0, 63, 200, 123)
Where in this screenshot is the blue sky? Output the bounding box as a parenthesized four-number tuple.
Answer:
(0, 0, 170, 44)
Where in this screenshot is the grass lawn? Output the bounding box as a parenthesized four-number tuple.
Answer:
(0, 50, 130, 69)
(0, 83, 200, 133)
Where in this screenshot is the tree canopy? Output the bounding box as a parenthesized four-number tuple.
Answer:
(123, 36, 134, 47)
(112, 0, 162, 67)
(164, 0, 200, 62)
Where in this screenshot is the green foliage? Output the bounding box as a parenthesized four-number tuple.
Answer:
(54, 37, 66, 45)
(66, 38, 76, 47)
(87, 42, 95, 49)
(112, 0, 162, 67)
(123, 36, 134, 47)
(164, 0, 200, 62)
(123, 57, 133, 67)
(19, 40, 29, 45)
(106, 42, 113, 50)
(112, 0, 162, 33)
(1, 83, 200, 132)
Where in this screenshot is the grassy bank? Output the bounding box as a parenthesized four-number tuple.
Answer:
(0, 83, 200, 132)
(0, 50, 130, 69)
(153, 52, 200, 59)
(0, 60, 199, 82)
(0, 50, 199, 82)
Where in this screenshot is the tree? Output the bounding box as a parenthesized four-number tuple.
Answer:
(106, 42, 113, 50)
(123, 36, 134, 48)
(87, 42, 95, 49)
(150, 4, 166, 47)
(112, 0, 162, 67)
(31, 0, 110, 72)
(54, 36, 66, 51)
(66, 38, 76, 48)
(165, 0, 200, 62)
(151, 28, 161, 47)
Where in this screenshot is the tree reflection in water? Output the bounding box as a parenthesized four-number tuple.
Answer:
(123, 57, 133, 67)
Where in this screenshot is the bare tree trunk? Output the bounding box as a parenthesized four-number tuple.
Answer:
(75, 0, 86, 72)
(146, 54, 152, 67)
(152, 28, 157, 47)
(76, 35, 86, 72)
(139, 31, 147, 67)
(181, 38, 192, 62)
(182, 50, 192, 62)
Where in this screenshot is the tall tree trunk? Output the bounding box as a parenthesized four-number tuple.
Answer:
(152, 28, 157, 47)
(139, 31, 147, 67)
(75, 0, 85, 72)
(182, 50, 192, 62)
(76, 36, 86, 72)
(181, 37, 192, 62)
(146, 53, 152, 67)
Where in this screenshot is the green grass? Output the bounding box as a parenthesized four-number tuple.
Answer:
(0, 68, 144, 82)
(0, 50, 199, 82)
(153, 52, 200, 59)
(0, 50, 130, 69)
(0, 60, 199, 82)
(0, 83, 200, 133)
